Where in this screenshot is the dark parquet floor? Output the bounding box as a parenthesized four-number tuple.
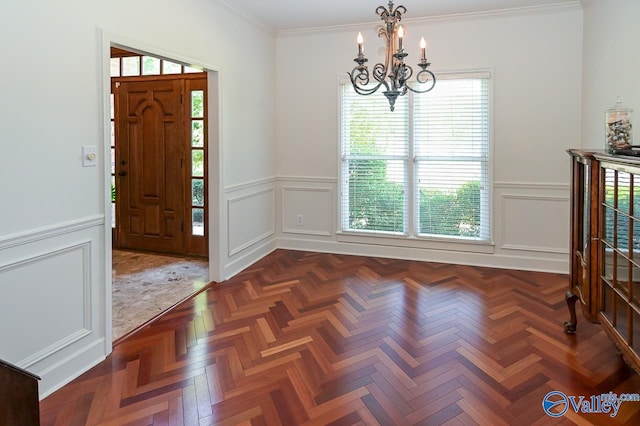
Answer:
(40, 250, 640, 425)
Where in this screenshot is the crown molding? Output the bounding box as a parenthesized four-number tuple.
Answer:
(208, 0, 276, 36)
(277, 1, 583, 38)
(579, 0, 594, 8)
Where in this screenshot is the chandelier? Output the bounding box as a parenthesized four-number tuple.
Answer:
(348, 1, 436, 111)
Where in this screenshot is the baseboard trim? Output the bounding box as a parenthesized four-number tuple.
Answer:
(277, 237, 568, 274)
(37, 338, 107, 400)
(223, 238, 278, 281)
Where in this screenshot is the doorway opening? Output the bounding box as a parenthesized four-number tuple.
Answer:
(109, 46, 213, 342)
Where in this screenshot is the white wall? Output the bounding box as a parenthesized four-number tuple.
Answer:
(581, 0, 640, 149)
(276, 6, 583, 272)
(0, 0, 277, 398)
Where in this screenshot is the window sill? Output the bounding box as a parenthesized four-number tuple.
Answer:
(335, 231, 495, 254)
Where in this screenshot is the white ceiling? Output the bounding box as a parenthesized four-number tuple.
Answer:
(214, 0, 581, 32)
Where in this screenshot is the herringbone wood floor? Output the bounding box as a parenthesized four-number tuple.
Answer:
(40, 250, 640, 425)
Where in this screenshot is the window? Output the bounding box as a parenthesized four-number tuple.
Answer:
(109, 53, 205, 78)
(340, 71, 491, 243)
(142, 56, 160, 75)
(340, 86, 409, 234)
(190, 89, 206, 237)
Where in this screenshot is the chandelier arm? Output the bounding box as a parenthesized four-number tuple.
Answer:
(348, 66, 369, 86)
(393, 5, 406, 21)
(372, 63, 388, 83)
(351, 80, 385, 96)
(352, 84, 385, 96)
(349, 65, 387, 96)
(405, 69, 437, 93)
(376, 6, 389, 19)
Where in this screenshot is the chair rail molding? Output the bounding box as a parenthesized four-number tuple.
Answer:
(0, 215, 104, 250)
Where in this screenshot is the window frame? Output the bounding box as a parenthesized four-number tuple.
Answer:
(337, 69, 494, 253)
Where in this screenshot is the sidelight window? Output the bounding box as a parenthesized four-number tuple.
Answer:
(190, 90, 206, 237)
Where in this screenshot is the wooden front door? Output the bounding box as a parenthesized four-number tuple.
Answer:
(115, 79, 185, 254)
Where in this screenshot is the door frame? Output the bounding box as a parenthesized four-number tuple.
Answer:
(100, 31, 223, 351)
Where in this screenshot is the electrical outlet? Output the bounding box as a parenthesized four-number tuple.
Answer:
(296, 214, 304, 226)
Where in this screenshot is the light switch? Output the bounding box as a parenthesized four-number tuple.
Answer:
(82, 146, 97, 167)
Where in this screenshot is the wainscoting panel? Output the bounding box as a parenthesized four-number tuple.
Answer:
(281, 186, 334, 236)
(0, 242, 91, 366)
(495, 182, 570, 258)
(500, 194, 569, 253)
(0, 216, 107, 398)
(227, 188, 275, 256)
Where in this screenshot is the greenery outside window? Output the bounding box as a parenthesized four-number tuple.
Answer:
(340, 71, 491, 242)
(340, 86, 409, 234)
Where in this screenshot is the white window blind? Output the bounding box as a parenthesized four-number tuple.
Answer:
(414, 76, 490, 240)
(340, 72, 491, 242)
(341, 84, 409, 234)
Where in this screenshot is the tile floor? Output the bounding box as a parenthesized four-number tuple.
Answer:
(112, 250, 210, 341)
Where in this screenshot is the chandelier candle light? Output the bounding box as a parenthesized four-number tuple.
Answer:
(348, 1, 436, 111)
